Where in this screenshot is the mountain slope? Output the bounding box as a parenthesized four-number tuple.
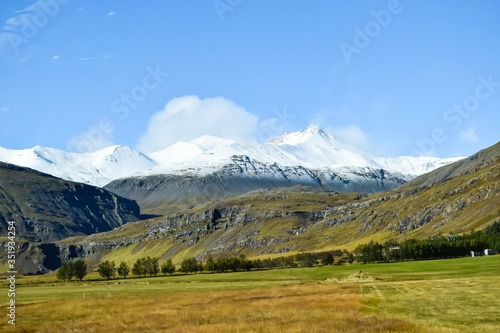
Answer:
(62, 141, 500, 267)
(104, 157, 408, 215)
(0, 161, 141, 243)
(401, 141, 500, 189)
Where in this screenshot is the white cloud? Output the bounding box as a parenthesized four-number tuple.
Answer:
(52, 55, 60, 60)
(67, 119, 115, 153)
(460, 126, 479, 142)
(328, 125, 369, 148)
(79, 56, 98, 61)
(1, 106, 9, 113)
(108, 12, 115, 16)
(137, 96, 259, 153)
(79, 54, 110, 61)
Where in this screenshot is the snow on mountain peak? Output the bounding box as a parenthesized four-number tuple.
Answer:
(0, 125, 464, 188)
(0, 144, 157, 187)
(148, 141, 205, 165)
(189, 135, 235, 150)
(267, 124, 333, 146)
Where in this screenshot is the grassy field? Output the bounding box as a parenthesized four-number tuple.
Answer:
(1, 256, 499, 332)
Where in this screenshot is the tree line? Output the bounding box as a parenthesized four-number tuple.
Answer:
(354, 220, 500, 263)
(91, 250, 354, 280)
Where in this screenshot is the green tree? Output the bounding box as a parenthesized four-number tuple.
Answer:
(215, 257, 229, 272)
(320, 252, 334, 265)
(151, 257, 160, 277)
(342, 250, 355, 264)
(143, 257, 153, 276)
(332, 249, 343, 257)
(73, 259, 88, 281)
(117, 261, 130, 279)
(132, 258, 144, 276)
(161, 259, 176, 275)
(492, 240, 500, 253)
(334, 257, 346, 265)
(97, 260, 116, 280)
(483, 220, 500, 237)
(57, 261, 75, 282)
(296, 253, 316, 267)
(282, 255, 295, 268)
(204, 257, 217, 272)
(180, 258, 198, 274)
(240, 255, 254, 271)
(384, 240, 401, 262)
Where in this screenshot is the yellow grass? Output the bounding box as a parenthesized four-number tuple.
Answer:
(2, 257, 498, 332)
(3, 283, 440, 333)
(362, 276, 500, 333)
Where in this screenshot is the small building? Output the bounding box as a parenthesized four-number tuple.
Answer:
(446, 235, 460, 241)
(484, 249, 495, 256)
(470, 251, 481, 257)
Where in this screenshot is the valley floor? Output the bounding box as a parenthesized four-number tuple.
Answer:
(1, 256, 499, 332)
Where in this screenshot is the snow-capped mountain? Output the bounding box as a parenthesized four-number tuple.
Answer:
(0, 145, 157, 187)
(137, 125, 460, 179)
(0, 126, 462, 203)
(104, 125, 462, 213)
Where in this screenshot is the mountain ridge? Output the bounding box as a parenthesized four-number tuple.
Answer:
(0, 126, 462, 188)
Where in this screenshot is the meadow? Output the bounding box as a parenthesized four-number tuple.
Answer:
(1, 256, 499, 332)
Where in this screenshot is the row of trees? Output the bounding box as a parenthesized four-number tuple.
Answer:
(170, 251, 355, 273)
(92, 250, 354, 280)
(95, 257, 176, 279)
(354, 220, 500, 263)
(253, 251, 355, 269)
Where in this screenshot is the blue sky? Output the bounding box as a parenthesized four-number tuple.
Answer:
(0, 0, 499, 157)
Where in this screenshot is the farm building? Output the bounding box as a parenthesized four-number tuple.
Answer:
(470, 251, 481, 257)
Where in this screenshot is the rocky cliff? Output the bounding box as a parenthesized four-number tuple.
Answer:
(0, 162, 141, 243)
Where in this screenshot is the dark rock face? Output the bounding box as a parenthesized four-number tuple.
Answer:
(1, 241, 85, 275)
(0, 161, 141, 242)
